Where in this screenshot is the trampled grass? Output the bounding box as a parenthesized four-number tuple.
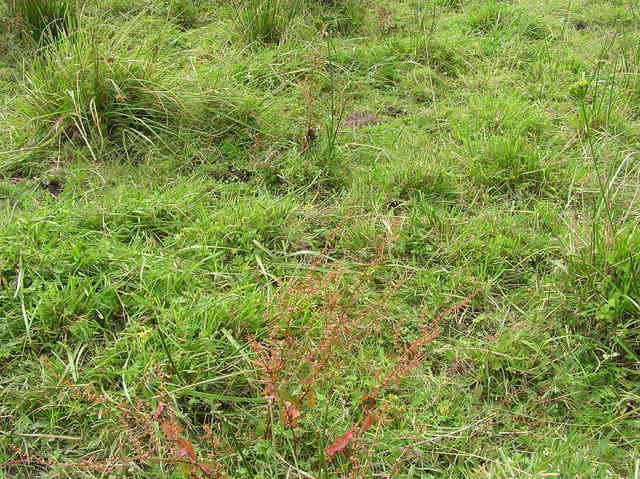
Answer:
(0, 0, 639, 477)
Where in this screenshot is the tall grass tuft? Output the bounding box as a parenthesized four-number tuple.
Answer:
(236, 0, 299, 46)
(310, 0, 365, 35)
(9, 0, 77, 44)
(566, 37, 640, 364)
(18, 26, 189, 156)
(568, 223, 640, 362)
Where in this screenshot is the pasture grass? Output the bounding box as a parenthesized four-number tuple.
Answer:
(0, 0, 639, 477)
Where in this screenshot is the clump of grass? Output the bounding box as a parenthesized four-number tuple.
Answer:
(466, 2, 551, 40)
(468, 135, 549, 195)
(236, 0, 300, 46)
(568, 224, 640, 353)
(165, 0, 204, 30)
(17, 25, 200, 157)
(414, 38, 468, 76)
(11, 22, 256, 165)
(565, 55, 640, 363)
(274, 120, 347, 191)
(565, 163, 640, 362)
(8, 0, 77, 44)
(312, 0, 366, 35)
(11, 21, 262, 171)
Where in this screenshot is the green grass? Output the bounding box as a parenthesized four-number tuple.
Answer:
(0, 0, 639, 477)
(7, 0, 77, 44)
(235, 0, 301, 46)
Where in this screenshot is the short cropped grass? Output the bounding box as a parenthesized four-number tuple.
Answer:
(0, 0, 639, 478)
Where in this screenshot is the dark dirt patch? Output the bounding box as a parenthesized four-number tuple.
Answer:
(344, 112, 380, 128)
(210, 166, 254, 184)
(384, 106, 407, 117)
(573, 21, 589, 31)
(41, 179, 63, 196)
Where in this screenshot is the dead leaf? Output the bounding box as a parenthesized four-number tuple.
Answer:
(161, 422, 182, 442)
(176, 438, 196, 461)
(325, 428, 356, 459)
(359, 414, 376, 433)
(304, 390, 316, 407)
(281, 401, 301, 427)
(302, 125, 317, 151)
